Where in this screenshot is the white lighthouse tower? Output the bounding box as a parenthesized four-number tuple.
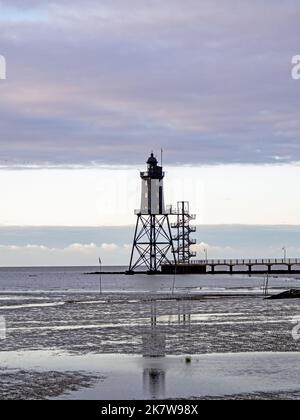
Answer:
(140, 153, 165, 215)
(128, 153, 176, 273)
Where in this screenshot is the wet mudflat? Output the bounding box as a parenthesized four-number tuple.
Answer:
(1, 351, 300, 400)
(0, 267, 299, 399)
(0, 368, 100, 400)
(1, 292, 300, 355)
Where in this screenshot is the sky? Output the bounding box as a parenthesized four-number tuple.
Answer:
(1, 164, 300, 227)
(0, 0, 300, 165)
(1, 225, 300, 267)
(0, 1, 300, 265)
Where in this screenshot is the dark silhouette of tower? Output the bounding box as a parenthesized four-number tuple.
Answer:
(128, 153, 176, 273)
(171, 201, 197, 264)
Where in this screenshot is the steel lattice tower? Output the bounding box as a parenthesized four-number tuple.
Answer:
(128, 153, 176, 273)
(171, 201, 197, 264)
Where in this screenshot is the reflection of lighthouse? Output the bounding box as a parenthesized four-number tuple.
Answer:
(143, 368, 166, 399)
(128, 153, 176, 273)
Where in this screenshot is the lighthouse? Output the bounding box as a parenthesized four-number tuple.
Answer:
(128, 153, 176, 273)
(140, 153, 165, 215)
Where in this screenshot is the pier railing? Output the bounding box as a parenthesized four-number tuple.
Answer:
(191, 258, 300, 265)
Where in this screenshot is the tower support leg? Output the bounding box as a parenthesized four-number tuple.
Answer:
(128, 214, 175, 273)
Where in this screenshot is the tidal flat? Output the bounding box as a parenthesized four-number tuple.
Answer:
(0, 267, 299, 399)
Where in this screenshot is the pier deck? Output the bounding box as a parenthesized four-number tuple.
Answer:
(161, 258, 300, 274)
(193, 258, 300, 274)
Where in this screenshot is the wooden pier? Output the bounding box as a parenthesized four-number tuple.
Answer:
(197, 258, 300, 273)
(161, 258, 300, 274)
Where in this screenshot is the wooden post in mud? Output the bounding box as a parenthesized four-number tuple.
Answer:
(172, 264, 177, 295)
(99, 257, 102, 295)
(264, 273, 269, 298)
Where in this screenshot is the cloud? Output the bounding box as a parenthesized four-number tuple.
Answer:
(67, 242, 98, 251)
(1, 224, 300, 266)
(192, 241, 236, 259)
(67, 242, 119, 252)
(100, 243, 119, 251)
(0, 241, 128, 266)
(0, 1, 300, 165)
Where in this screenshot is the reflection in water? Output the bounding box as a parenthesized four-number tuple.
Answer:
(156, 301, 192, 328)
(142, 300, 193, 357)
(142, 330, 166, 357)
(141, 300, 193, 398)
(150, 300, 192, 327)
(143, 368, 166, 399)
(151, 299, 157, 327)
(176, 301, 192, 327)
(142, 301, 166, 357)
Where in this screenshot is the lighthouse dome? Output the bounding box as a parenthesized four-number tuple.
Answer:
(147, 153, 157, 166)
